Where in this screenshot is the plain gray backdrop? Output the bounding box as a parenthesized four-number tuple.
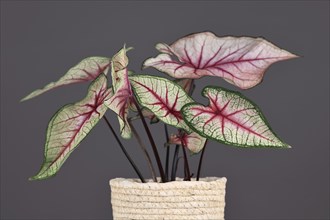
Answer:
(1, 1, 329, 219)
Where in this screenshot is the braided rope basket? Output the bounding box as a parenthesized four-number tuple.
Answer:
(110, 177, 227, 220)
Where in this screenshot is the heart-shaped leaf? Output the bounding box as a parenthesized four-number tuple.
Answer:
(131, 79, 193, 124)
(143, 32, 297, 89)
(129, 75, 193, 131)
(30, 74, 112, 180)
(21, 57, 110, 101)
(169, 132, 206, 154)
(105, 47, 133, 139)
(182, 86, 290, 148)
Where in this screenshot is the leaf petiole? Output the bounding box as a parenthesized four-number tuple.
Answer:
(180, 130, 191, 181)
(196, 140, 208, 181)
(170, 145, 180, 181)
(133, 98, 167, 183)
(164, 124, 170, 180)
(103, 116, 145, 183)
(129, 121, 157, 182)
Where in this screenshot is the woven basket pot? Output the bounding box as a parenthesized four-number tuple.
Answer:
(110, 177, 227, 220)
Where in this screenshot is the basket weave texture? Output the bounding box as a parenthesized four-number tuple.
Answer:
(110, 177, 227, 220)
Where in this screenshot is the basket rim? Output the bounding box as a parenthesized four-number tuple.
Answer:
(109, 177, 227, 189)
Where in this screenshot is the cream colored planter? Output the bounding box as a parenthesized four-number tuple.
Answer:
(110, 177, 227, 220)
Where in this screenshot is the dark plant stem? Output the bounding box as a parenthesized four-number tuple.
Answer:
(188, 79, 195, 95)
(196, 140, 208, 181)
(164, 124, 170, 180)
(103, 116, 145, 183)
(168, 79, 196, 181)
(179, 130, 191, 181)
(181, 143, 191, 181)
(129, 121, 157, 182)
(175, 157, 182, 177)
(181, 79, 195, 181)
(133, 98, 167, 183)
(171, 145, 180, 181)
(183, 154, 188, 179)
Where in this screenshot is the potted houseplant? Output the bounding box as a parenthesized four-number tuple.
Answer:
(22, 32, 297, 220)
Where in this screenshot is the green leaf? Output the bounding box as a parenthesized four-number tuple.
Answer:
(129, 75, 193, 131)
(30, 74, 112, 180)
(182, 86, 290, 148)
(21, 57, 110, 101)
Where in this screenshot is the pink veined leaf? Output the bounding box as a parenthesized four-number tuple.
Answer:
(169, 132, 206, 154)
(105, 47, 133, 139)
(129, 75, 194, 132)
(143, 32, 297, 89)
(21, 57, 111, 101)
(132, 79, 193, 124)
(30, 74, 112, 180)
(181, 86, 290, 148)
(105, 80, 132, 139)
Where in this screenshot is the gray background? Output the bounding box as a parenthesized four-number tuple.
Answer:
(1, 1, 329, 219)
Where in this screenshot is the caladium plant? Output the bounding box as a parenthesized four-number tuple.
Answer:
(22, 31, 297, 183)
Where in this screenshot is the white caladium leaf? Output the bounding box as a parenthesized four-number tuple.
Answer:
(21, 57, 111, 101)
(112, 46, 130, 73)
(169, 132, 207, 154)
(105, 47, 133, 139)
(134, 79, 193, 124)
(105, 81, 132, 139)
(182, 86, 290, 148)
(30, 74, 112, 180)
(143, 32, 297, 89)
(129, 75, 193, 132)
(111, 46, 133, 88)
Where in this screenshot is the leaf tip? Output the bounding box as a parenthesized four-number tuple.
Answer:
(28, 176, 36, 181)
(20, 96, 28, 102)
(278, 142, 291, 149)
(20, 92, 35, 102)
(273, 45, 299, 61)
(286, 51, 300, 59)
(28, 170, 46, 181)
(29, 171, 55, 181)
(28, 174, 42, 181)
(126, 47, 134, 52)
(141, 60, 150, 70)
